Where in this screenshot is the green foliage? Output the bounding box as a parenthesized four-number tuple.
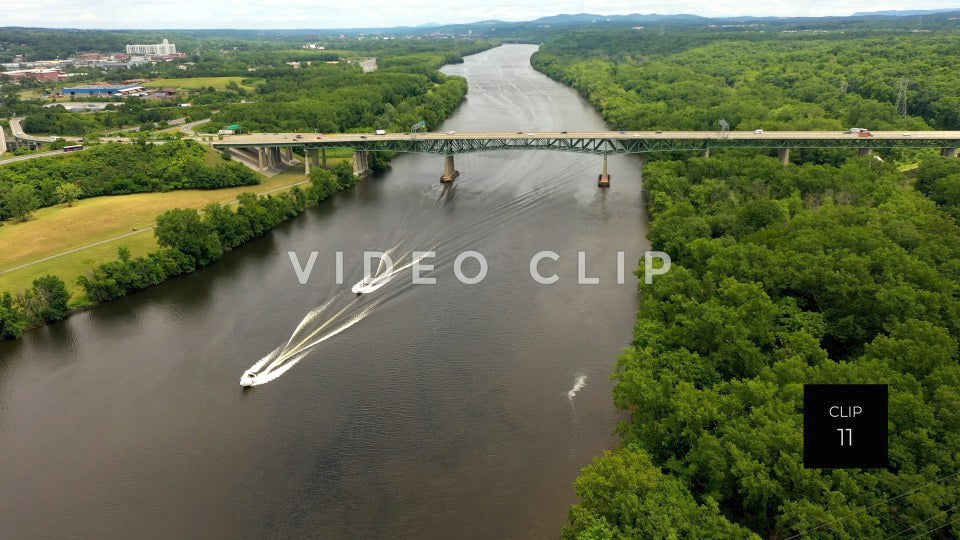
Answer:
(54, 183, 83, 206)
(0, 140, 260, 220)
(154, 208, 224, 266)
(19, 275, 70, 323)
(532, 31, 959, 131)
(76, 247, 196, 303)
(0, 292, 29, 339)
(567, 155, 960, 538)
(2, 183, 40, 221)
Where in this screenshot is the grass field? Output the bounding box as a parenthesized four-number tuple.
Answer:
(0, 164, 315, 297)
(143, 76, 259, 90)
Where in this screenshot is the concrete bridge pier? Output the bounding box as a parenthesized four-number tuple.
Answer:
(303, 147, 312, 175)
(353, 151, 372, 178)
(701, 147, 710, 159)
(257, 147, 267, 169)
(321, 147, 328, 168)
(941, 147, 958, 158)
(858, 147, 872, 157)
(778, 148, 791, 166)
(440, 154, 459, 183)
(597, 154, 611, 188)
(282, 147, 293, 164)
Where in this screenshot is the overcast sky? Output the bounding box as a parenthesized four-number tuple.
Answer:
(1, 1, 958, 29)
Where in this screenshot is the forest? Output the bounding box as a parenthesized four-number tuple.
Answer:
(0, 140, 260, 221)
(532, 30, 960, 132)
(533, 26, 960, 539)
(566, 154, 960, 539)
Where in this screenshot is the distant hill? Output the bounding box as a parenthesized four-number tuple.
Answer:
(852, 8, 960, 16)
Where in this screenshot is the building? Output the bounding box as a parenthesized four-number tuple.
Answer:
(1, 68, 67, 82)
(125, 39, 176, 56)
(61, 84, 144, 97)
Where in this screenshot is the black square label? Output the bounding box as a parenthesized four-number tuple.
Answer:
(803, 384, 888, 469)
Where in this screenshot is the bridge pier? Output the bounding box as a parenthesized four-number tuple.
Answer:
(858, 147, 872, 157)
(440, 154, 459, 183)
(304, 147, 311, 175)
(282, 147, 293, 163)
(778, 148, 790, 166)
(321, 147, 328, 168)
(941, 147, 958, 158)
(701, 147, 710, 159)
(353, 151, 372, 177)
(257, 148, 266, 169)
(597, 155, 611, 188)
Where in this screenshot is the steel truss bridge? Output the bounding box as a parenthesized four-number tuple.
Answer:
(210, 131, 960, 186)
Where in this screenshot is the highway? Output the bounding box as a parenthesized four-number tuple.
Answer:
(213, 130, 960, 145)
(0, 147, 89, 166)
(10, 117, 83, 144)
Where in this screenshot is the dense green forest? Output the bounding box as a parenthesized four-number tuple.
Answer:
(565, 154, 960, 538)
(532, 30, 960, 131)
(0, 140, 260, 221)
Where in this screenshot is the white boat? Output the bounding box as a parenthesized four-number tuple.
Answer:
(240, 370, 258, 387)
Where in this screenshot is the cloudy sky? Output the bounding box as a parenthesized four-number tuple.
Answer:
(1, 0, 958, 29)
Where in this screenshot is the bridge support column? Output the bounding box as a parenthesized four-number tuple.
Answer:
(304, 148, 311, 175)
(353, 151, 371, 178)
(701, 147, 710, 159)
(597, 155, 611, 188)
(282, 147, 293, 163)
(778, 148, 790, 166)
(257, 147, 266, 170)
(320, 147, 328, 168)
(858, 147, 872, 157)
(941, 147, 958, 158)
(440, 154, 459, 183)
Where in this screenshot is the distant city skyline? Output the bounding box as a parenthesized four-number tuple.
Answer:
(1, 1, 959, 29)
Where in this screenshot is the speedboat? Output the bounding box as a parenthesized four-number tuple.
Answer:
(240, 370, 258, 387)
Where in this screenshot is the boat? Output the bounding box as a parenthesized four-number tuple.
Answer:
(240, 370, 258, 387)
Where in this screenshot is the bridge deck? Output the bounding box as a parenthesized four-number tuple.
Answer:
(211, 130, 960, 155)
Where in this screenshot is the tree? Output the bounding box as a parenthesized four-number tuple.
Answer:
(54, 183, 83, 207)
(0, 292, 29, 338)
(19, 275, 70, 323)
(154, 208, 224, 265)
(3, 183, 40, 221)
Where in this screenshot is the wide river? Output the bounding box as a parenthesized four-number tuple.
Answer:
(0, 44, 647, 538)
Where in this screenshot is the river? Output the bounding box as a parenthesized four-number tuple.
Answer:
(0, 44, 647, 539)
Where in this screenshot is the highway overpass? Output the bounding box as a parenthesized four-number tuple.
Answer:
(211, 130, 960, 186)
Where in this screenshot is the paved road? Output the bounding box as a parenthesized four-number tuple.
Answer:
(10, 117, 83, 144)
(179, 118, 211, 135)
(0, 147, 89, 165)
(211, 130, 960, 146)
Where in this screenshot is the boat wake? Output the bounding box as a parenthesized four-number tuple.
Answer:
(567, 373, 586, 400)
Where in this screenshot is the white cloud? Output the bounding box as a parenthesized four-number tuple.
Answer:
(1, 0, 959, 29)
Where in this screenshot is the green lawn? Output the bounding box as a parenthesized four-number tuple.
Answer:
(144, 76, 259, 90)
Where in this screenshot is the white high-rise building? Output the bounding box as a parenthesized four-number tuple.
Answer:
(125, 39, 177, 56)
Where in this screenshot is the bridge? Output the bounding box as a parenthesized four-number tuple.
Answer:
(210, 130, 960, 187)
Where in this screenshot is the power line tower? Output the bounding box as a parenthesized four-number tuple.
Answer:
(718, 119, 730, 139)
(896, 78, 909, 117)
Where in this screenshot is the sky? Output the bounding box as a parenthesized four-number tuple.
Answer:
(0, 0, 959, 29)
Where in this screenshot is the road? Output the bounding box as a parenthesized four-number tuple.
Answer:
(212, 129, 960, 146)
(0, 147, 89, 165)
(10, 117, 83, 144)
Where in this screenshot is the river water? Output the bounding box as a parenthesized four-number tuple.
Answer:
(0, 44, 647, 539)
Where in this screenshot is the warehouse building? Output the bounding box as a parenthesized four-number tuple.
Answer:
(61, 84, 144, 96)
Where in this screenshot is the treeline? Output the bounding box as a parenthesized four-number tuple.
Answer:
(76, 163, 355, 304)
(22, 98, 181, 136)
(0, 140, 260, 221)
(532, 30, 960, 131)
(0, 163, 357, 338)
(566, 155, 960, 538)
(915, 156, 960, 221)
(204, 66, 470, 134)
